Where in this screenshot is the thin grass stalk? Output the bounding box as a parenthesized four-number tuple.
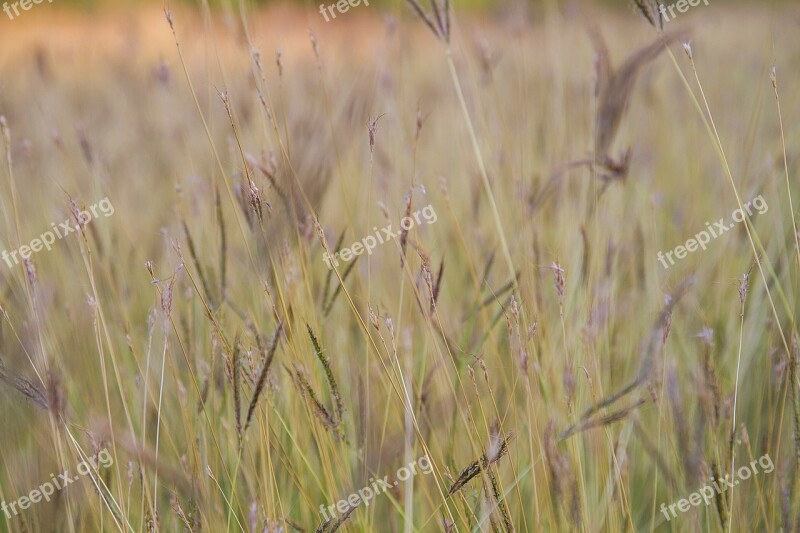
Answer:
(322, 229, 348, 310)
(153, 315, 169, 519)
(740, 427, 772, 527)
(666, 45, 793, 356)
(168, 262, 245, 516)
(770, 68, 800, 270)
(475, 360, 528, 531)
(728, 273, 748, 531)
(323, 256, 358, 317)
(406, 0, 441, 39)
(308, 30, 353, 222)
(443, 49, 528, 324)
(77, 200, 140, 523)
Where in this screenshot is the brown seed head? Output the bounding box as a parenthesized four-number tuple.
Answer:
(683, 41, 693, 60)
(367, 114, 385, 154)
(551, 262, 566, 307)
(738, 273, 749, 305)
(23, 256, 36, 289)
(369, 307, 380, 330)
(275, 47, 283, 77)
(308, 30, 320, 60)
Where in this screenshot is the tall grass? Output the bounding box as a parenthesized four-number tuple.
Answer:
(0, 1, 798, 531)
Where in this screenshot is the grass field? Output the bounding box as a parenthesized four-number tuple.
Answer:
(0, 0, 799, 531)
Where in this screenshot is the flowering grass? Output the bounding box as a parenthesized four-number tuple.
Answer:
(0, 2, 798, 531)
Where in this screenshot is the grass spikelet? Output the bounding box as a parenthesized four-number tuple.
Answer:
(486, 466, 514, 532)
(710, 460, 729, 530)
(0, 358, 47, 410)
(367, 113, 384, 154)
(699, 330, 721, 427)
(316, 501, 357, 532)
(550, 261, 566, 310)
(405, 0, 449, 42)
(45, 368, 66, 421)
(431, 258, 445, 313)
(169, 491, 195, 532)
(244, 322, 283, 433)
(69, 196, 88, 236)
(235, 180, 255, 230)
(232, 331, 242, 440)
(668, 367, 700, 485)
(145, 508, 159, 533)
(290, 364, 336, 431)
(22, 256, 36, 290)
(543, 422, 571, 517)
(448, 432, 514, 494)
(790, 332, 800, 466)
(630, 0, 664, 30)
(182, 219, 214, 306)
(307, 324, 344, 423)
(75, 125, 95, 166)
(215, 185, 227, 305)
(505, 295, 528, 374)
(400, 189, 413, 266)
(246, 151, 291, 212)
(559, 398, 647, 441)
(595, 29, 689, 162)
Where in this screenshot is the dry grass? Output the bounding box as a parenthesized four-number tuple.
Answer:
(0, 1, 799, 531)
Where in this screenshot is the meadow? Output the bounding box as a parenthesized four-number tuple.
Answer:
(0, 0, 799, 531)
